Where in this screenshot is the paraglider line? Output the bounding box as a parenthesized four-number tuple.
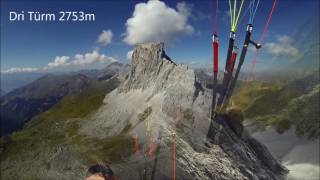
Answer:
(241, 0, 277, 104)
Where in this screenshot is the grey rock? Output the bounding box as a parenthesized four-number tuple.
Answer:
(79, 43, 288, 179)
(1, 42, 288, 180)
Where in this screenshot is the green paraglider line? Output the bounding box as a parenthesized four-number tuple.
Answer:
(233, 0, 245, 31)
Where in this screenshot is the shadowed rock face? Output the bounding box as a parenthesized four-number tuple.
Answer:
(79, 42, 287, 179)
(208, 114, 288, 179)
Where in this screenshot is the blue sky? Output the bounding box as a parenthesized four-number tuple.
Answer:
(1, 0, 319, 73)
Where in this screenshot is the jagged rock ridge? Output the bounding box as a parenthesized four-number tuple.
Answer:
(0, 43, 288, 180)
(79, 43, 287, 179)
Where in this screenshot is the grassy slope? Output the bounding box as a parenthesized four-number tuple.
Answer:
(0, 79, 134, 179)
(231, 79, 319, 138)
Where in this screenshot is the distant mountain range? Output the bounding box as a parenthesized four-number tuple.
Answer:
(193, 65, 319, 139)
(1, 72, 46, 93)
(231, 72, 319, 139)
(0, 62, 127, 136)
(0, 43, 286, 180)
(1, 62, 129, 93)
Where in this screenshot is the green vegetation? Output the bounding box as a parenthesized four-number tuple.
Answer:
(0, 88, 108, 154)
(183, 108, 194, 121)
(1, 88, 106, 158)
(226, 107, 244, 123)
(285, 85, 320, 138)
(82, 135, 134, 164)
(138, 107, 152, 122)
(231, 79, 320, 138)
(31, 89, 106, 121)
(231, 81, 285, 116)
(1, 80, 135, 179)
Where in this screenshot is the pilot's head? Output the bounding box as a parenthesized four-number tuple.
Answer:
(86, 164, 115, 180)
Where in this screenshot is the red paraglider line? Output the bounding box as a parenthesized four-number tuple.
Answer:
(133, 133, 141, 158)
(242, 0, 277, 96)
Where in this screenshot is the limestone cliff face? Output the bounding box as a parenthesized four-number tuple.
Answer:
(119, 43, 190, 93)
(79, 43, 287, 179)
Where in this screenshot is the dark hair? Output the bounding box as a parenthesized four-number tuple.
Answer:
(87, 164, 114, 179)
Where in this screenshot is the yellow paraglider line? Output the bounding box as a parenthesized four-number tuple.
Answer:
(228, 0, 233, 30)
(233, 0, 245, 31)
(228, 0, 245, 32)
(233, 0, 237, 30)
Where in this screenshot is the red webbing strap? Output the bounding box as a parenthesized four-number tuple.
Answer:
(229, 52, 238, 73)
(213, 41, 219, 75)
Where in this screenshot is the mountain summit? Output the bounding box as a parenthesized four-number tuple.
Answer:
(1, 43, 287, 179)
(80, 42, 287, 179)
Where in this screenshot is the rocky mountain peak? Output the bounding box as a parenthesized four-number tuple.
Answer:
(77, 42, 288, 179)
(120, 42, 192, 93)
(131, 42, 175, 68)
(2, 42, 288, 179)
(132, 43, 166, 66)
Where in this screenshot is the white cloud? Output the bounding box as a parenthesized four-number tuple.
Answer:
(99, 54, 118, 63)
(72, 50, 117, 65)
(2, 51, 119, 74)
(73, 51, 100, 65)
(265, 35, 299, 57)
(123, 0, 194, 45)
(97, 29, 113, 45)
(48, 56, 70, 68)
(127, 50, 134, 60)
(277, 35, 294, 44)
(1, 67, 38, 74)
